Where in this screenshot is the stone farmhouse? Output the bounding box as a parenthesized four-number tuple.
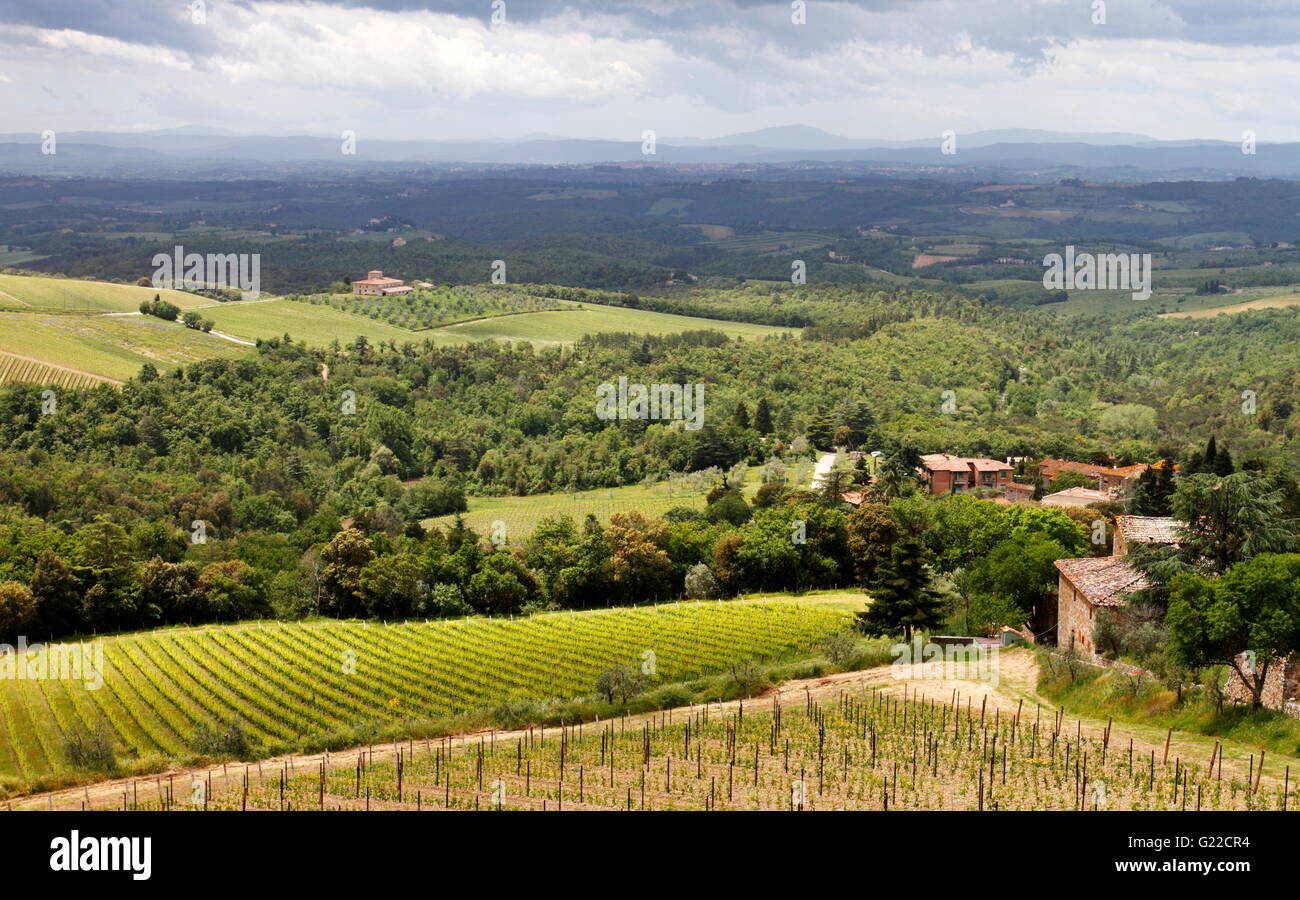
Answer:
(1053, 557, 1150, 656)
(352, 270, 413, 296)
(1049, 515, 1178, 657)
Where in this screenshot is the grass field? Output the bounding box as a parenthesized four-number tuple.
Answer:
(0, 599, 850, 788)
(201, 299, 415, 346)
(0, 283, 793, 387)
(425, 463, 818, 538)
(0, 273, 211, 313)
(439, 304, 792, 345)
(205, 298, 790, 348)
(0, 312, 244, 382)
(427, 480, 715, 537)
(0, 250, 44, 267)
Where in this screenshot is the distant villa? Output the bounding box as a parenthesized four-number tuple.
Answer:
(352, 270, 413, 296)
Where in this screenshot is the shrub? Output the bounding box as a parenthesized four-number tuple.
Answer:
(818, 629, 860, 665)
(646, 684, 693, 708)
(429, 582, 472, 618)
(594, 664, 647, 704)
(192, 718, 253, 758)
(62, 723, 117, 772)
(684, 563, 722, 600)
(727, 658, 766, 696)
(752, 481, 788, 509)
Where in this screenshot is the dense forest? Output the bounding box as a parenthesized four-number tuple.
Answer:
(3, 281, 1300, 643)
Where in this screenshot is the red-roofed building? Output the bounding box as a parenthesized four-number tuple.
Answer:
(918, 454, 1013, 496)
(1038, 458, 1149, 494)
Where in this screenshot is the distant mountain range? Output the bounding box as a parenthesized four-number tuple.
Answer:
(661, 125, 1162, 150)
(0, 125, 1290, 178)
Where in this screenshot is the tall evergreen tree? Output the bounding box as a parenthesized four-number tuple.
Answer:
(732, 400, 750, 430)
(855, 536, 945, 642)
(1132, 461, 1174, 516)
(1212, 445, 1235, 476)
(806, 411, 837, 450)
(754, 398, 774, 435)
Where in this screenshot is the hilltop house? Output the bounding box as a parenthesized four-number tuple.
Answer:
(353, 270, 413, 296)
(918, 454, 1013, 496)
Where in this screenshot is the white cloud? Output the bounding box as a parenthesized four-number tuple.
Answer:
(1, 1, 1299, 141)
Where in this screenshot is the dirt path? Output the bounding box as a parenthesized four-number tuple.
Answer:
(207, 329, 255, 346)
(11, 649, 1295, 810)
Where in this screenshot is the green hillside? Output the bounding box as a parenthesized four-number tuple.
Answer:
(0, 312, 243, 382)
(0, 273, 212, 313)
(204, 298, 794, 347)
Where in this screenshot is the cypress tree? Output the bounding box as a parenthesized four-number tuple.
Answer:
(754, 398, 774, 435)
(732, 401, 750, 430)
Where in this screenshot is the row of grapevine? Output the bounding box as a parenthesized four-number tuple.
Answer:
(56, 679, 1296, 812)
(0, 600, 850, 784)
(0, 353, 111, 390)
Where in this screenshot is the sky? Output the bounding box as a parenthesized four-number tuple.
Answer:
(0, 0, 1298, 142)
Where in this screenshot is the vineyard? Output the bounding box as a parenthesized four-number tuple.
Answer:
(0, 352, 115, 389)
(0, 600, 849, 787)
(46, 676, 1297, 812)
(293, 286, 568, 330)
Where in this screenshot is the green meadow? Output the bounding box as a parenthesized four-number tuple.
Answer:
(0, 273, 210, 313)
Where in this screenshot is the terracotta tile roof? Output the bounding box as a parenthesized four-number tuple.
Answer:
(920, 453, 1012, 473)
(1115, 515, 1182, 545)
(1042, 486, 1110, 503)
(920, 453, 972, 472)
(1040, 458, 1149, 481)
(1055, 557, 1149, 606)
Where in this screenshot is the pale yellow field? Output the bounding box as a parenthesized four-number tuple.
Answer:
(1160, 291, 1300, 318)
